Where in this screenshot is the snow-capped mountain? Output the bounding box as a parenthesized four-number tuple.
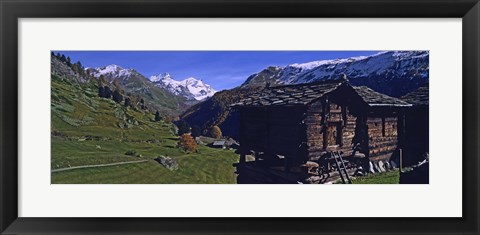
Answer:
(87, 64, 154, 92)
(85, 64, 190, 113)
(86, 64, 215, 103)
(150, 73, 216, 101)
(242, 51, 429, 97)
(88, 64, 136, 80)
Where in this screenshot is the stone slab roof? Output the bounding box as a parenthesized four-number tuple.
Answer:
(213, 140, 226, 146)
(401, 86, 429, 106)
(353, 86, 412, 107)
(231, 79, 346, 107)
(232, 79, 411, 108)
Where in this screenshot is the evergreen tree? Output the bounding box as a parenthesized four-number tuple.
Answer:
(60, 54, 66, 63)
(71, 61, 81, 75)
(191, 125, 201, 138)
(113, 89, 123, 103)
(98, 86, 105, 98)
(140, 98, 145, 110)
(76, 61, 84, 75)
(103, 86, 112, 98)
(124, 97, 131, 107)
(50, 51, 54, 57)
(66, 56, 71, 66)
(154, 111, 161, 122)
(72, 63, 78, 74)
(176, 120, 191, 136)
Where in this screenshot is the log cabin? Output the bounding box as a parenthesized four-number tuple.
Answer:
(231, 78, 412, 183)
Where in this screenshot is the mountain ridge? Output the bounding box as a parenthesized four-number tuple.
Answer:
(68, 61, 188, 116)
(241, 51, 429, 98)
(149, 73, 216, 101)
(87, 65, 217, 101)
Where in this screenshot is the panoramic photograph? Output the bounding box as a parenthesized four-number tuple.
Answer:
(50, 51, 429, 184)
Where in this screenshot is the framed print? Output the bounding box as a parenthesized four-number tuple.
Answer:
(1, 0, 479, 234)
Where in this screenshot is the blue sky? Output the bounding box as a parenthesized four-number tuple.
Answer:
(55, 51, 381, 90)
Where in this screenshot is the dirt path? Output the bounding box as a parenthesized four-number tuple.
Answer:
(51, 159, 149, 173)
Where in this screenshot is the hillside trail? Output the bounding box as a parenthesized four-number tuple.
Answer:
(51, 159, 149, 173)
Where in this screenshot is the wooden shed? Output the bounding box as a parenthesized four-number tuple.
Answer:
(231, 78, 411, 183)
(212, 140, 227, 149)
(401, 86, 429, 166)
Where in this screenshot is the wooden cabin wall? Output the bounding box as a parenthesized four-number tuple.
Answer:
(326, 103, 357, 156)
(341, 112, 357, 156)
(305, 100, 357, 161)
(305, 101, 324, 161)
(367, 116, 398, 161)
(239, 106, 306, 162)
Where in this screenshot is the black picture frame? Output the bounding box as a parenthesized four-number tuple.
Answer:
(1, 0, 479, 234)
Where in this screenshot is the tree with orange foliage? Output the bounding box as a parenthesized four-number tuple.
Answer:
(209, 125, 222, 139)
(177, 134, 197, 153)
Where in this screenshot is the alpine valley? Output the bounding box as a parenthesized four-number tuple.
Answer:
(50, 50, 428, 184)
(50, 53, 238, 184)
(53, 50, 428, 138)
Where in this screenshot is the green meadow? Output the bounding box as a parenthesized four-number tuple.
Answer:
(351, 170, 400, 184)
(51, 75, 238, 184)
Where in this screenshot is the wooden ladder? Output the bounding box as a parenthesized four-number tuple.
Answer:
(331, 151, 352, 184)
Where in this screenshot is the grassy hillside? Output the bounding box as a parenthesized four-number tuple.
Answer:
(51, 58, 239, 184)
